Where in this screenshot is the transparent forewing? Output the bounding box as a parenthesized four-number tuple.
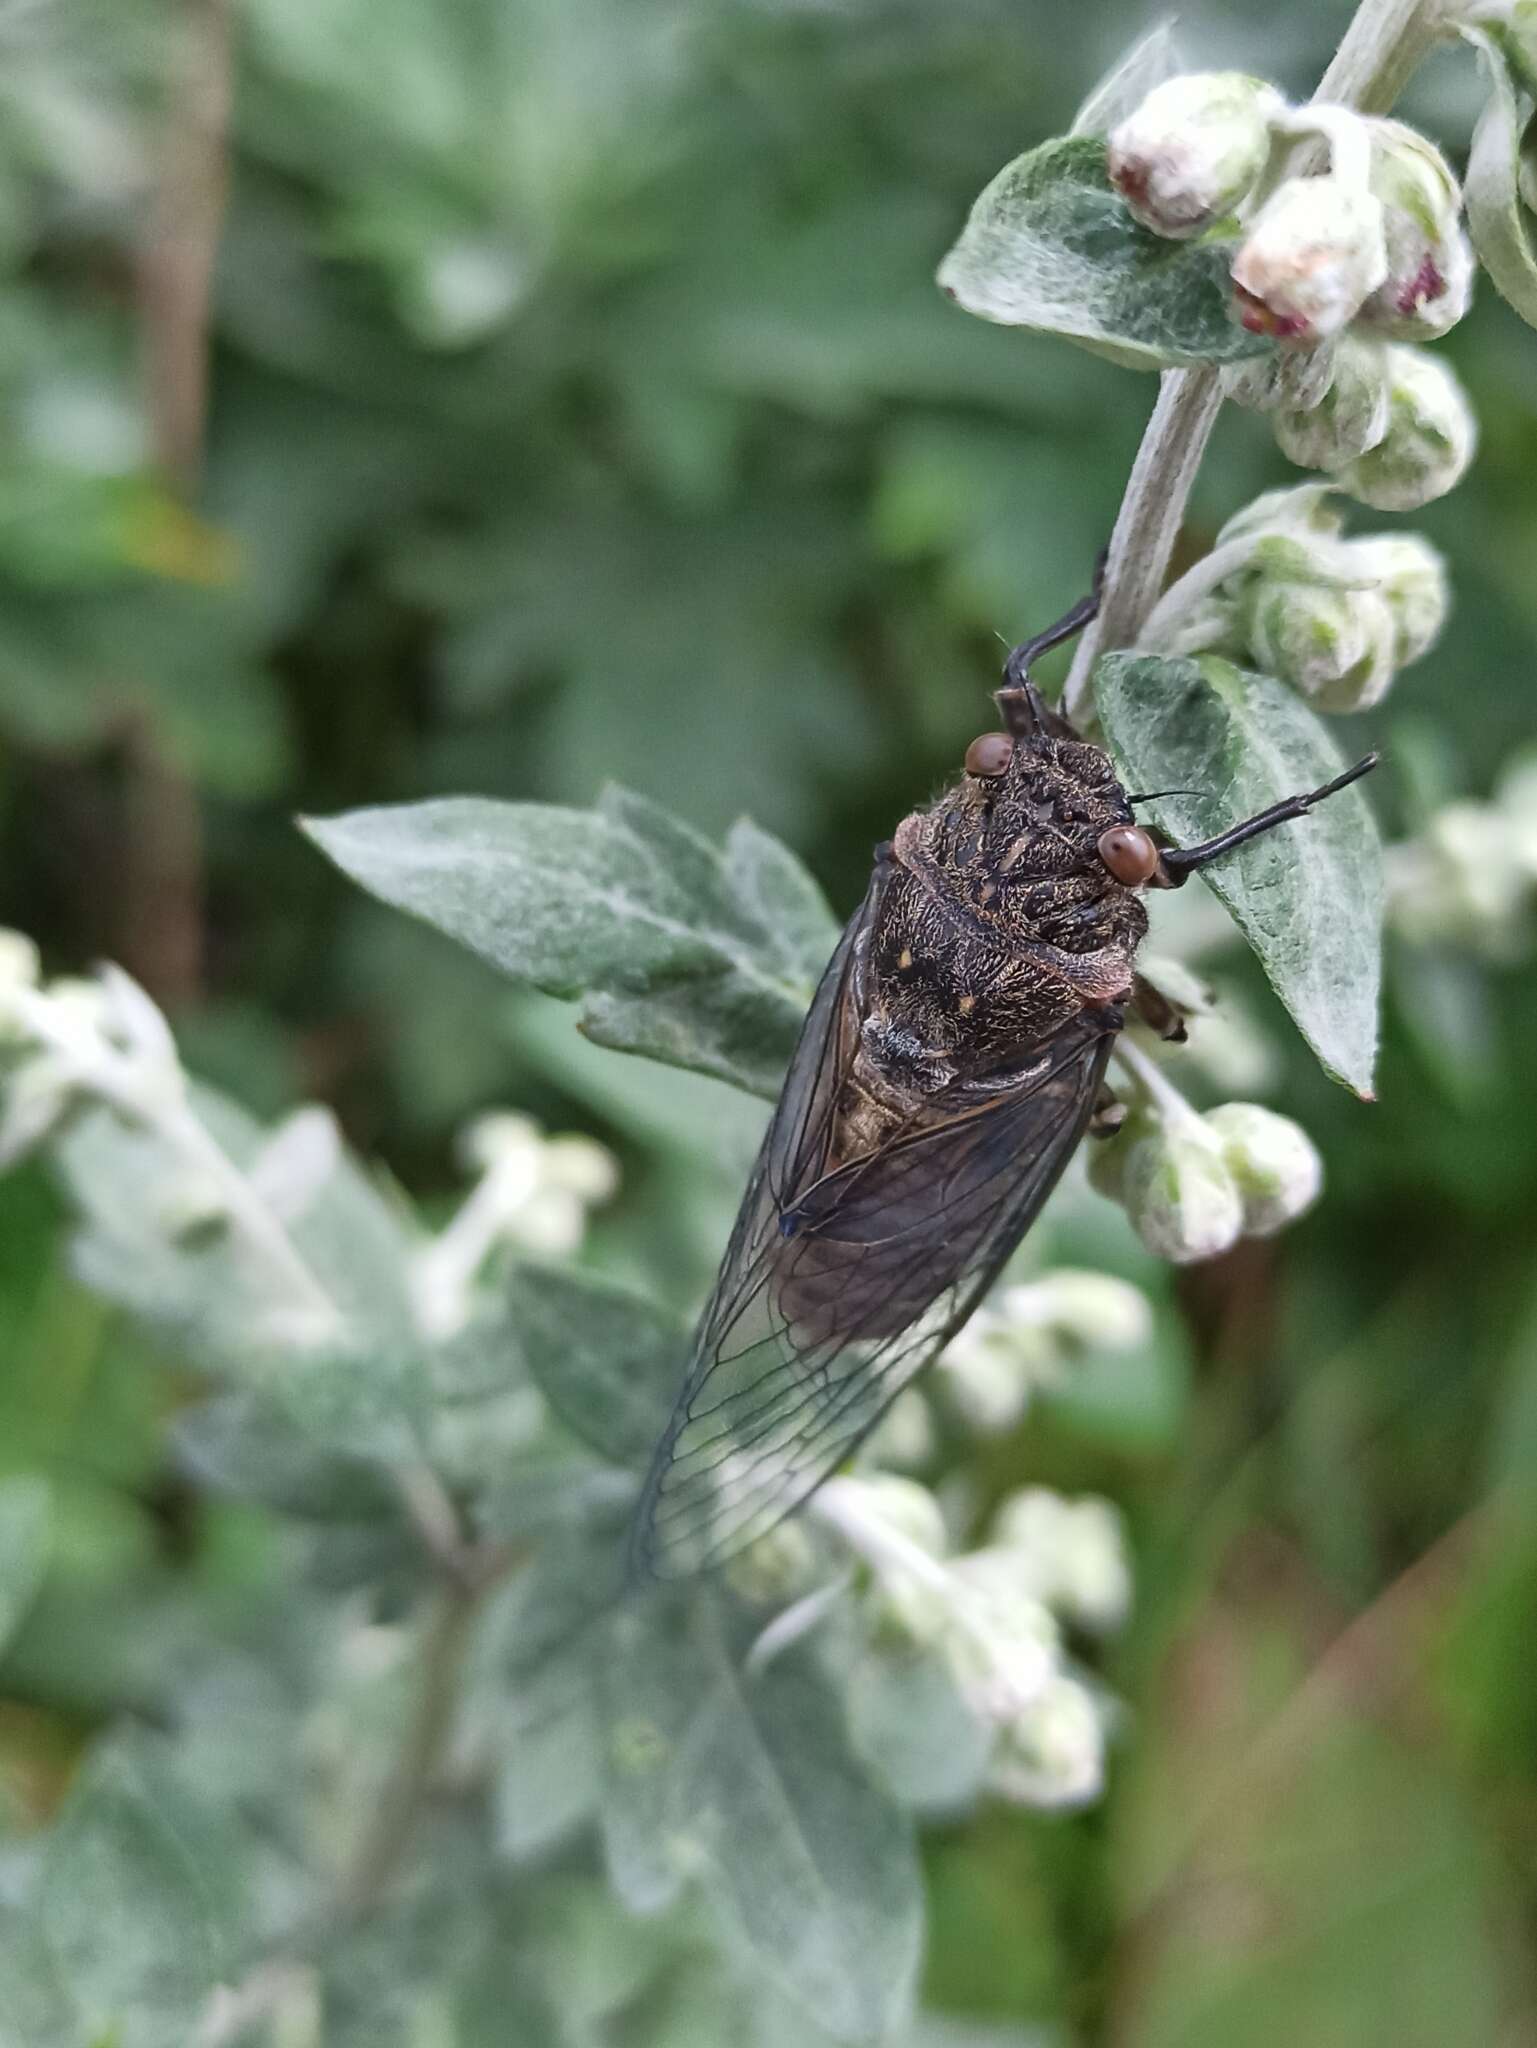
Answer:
(629, 945, 1113, 1578)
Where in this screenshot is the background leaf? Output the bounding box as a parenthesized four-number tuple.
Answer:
(37, 1733, 242, 2045)
(0, 1476, 50, 1658)
(937, 137, 1270, 370)
(1463, 30, 1537, 330)
(510, 1262, 687, 1468)
(597, 1593, 923, 2044)
(304, 790, 833, 1098)
(1095, 653, 1383, 1095)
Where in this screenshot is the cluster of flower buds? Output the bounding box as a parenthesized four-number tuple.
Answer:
(1088, 1041, 1323, 1264)
(1141, 483, 1448, 714)
(411, 1110, 618, 1338)
(812, 1474, 1131, 1810)
(0, 929, 186, 1169)
(0, 932, 352, 1347)
(1388, 754, 1537, 960)
(1109, 76, 1476, 508)
(933, 1268, 1152, 1433)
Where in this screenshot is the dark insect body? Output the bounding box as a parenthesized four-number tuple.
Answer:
(630, 584, 1377, 1580)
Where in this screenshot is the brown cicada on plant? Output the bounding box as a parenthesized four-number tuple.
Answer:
(631, 579, 1375, 1579)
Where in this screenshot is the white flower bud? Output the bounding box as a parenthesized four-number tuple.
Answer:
(991, 1489, 1133, 1633)
(458, 1111, 542, 1180)
(1346, 533, 1448, 666)
(1108, 73, 1284, 239)
(47, 977, 109, 1043)
(725, 1519, 820, 1607)
(506, 1187, 587, 1258)
(1336, 345, 1476, 510)
(1120, 1115, 1244, 1265)
(1221, 338, 1340, 415)
(1357, 120, 1471, 339)
(1204, 1102, 1323, 1236)
(943, 1548, 1061, 1721)
(0, 930, 40, 996)
(1144, 586, 1249, 661)
(938, 1304, 1053, 1433)
(0, 1054, 76, 1170)
(841, 1473, 948, 1558)
(1217, 482, 1343, 547)
(1007, 1270, 1154, 1355)
(539, 1134, 620, 1203)
(865, 1387, 935, 1470)
(1231, 173, 1387, 344)
(1272, 334, 1391, 470)
(988, 1672, 1106, 1810)
(1247, 578, 1399, 713)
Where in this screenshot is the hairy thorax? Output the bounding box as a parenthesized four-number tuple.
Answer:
(836, 734, 1149, 1158)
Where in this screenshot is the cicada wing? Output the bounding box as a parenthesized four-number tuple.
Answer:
(629, 987, 1114, 1581)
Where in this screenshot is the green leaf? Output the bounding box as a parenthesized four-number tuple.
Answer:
(510, 1263, 687, 1469)
(1095, 653, 1382, 1096)
(0, 1476, 50, 1657)
(1070, 21, 1182, 138)
(1463, 29, 1537, 330)
(0, 1910, 75, 2048)
(596, 1593, 923, 2042)
(302, 788, 836, 1099)
(38, 1733, 242, 2044)
(55, 1088, 428, 1459)
(492, 1661, 601, 1864)
(937, 136, 1270, 371)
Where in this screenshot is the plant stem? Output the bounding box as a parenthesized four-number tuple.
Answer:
(338, 1576, 482, 1923)
(1062, 0, 1448, 723)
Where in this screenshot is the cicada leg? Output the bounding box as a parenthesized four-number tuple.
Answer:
(1130, 974, 1189, 1045)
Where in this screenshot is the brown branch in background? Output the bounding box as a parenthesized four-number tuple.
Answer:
(118, 0, 234, 1008)
(138, 0, 233, 496)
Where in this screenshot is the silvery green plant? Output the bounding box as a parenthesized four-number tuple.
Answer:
(5, 7, 1533, 2045)
(0, 927, 1150, 2047)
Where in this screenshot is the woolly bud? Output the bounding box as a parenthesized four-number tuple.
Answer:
(1272, 333, 1391, 470)
(1335, 345, 1476, 510)
(1230, 173, 1387, 344)
(1222, 338, 1340, 415)
(1357, 120, 1472, 339)
(0, 929, 40, 995)
(944, 1548, 1061, 1721)
(725, 1519, 821, 1607)
(1347, 533, 1448, 666)
(1217, 482, 1343, 547)
(991, 1489, 1133, 1634)
(1015, 1270, 1154, 1356)
(1108, 72, 1284, 239)
(539, 1134, 620, 1203)
(988, 1672, 1106, 1810)
(1204, 1102, 1323, 1236)
(1119, 1116, 1244, 1265)
(1248, 578, 1399, 713)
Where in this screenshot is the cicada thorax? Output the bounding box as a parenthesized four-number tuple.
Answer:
(767, 732, 1149, 1352)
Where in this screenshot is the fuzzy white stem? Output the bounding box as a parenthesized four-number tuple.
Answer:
(1275, 105, 1375, 191)
(1113, 1035, 1207, 1132)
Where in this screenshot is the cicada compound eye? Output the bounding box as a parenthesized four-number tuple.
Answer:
(964, 732, 1014, 779)
(1097, 823, 1160, 887)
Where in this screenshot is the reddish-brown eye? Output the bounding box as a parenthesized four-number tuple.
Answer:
(964, 732, 1014, 779)
(1098, 824, 1160, 886)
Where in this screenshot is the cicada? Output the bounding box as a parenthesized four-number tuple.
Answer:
(630, 581, 1375, 1580)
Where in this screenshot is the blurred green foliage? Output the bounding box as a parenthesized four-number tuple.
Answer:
(4, 0, 1537, 2042)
